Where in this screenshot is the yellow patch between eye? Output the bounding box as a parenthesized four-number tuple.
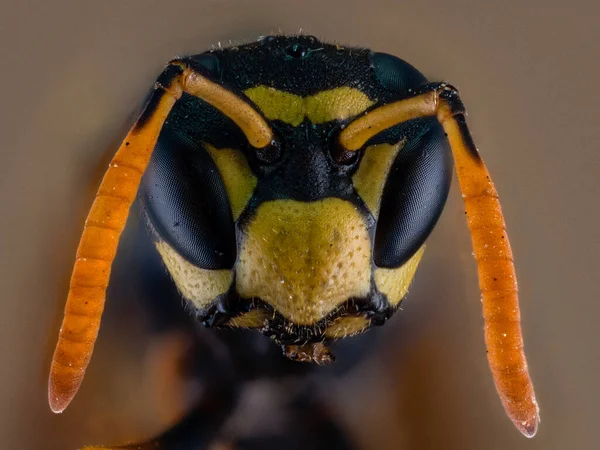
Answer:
(374, 246, 425, 306)
(155, 241, 233, 310)
(235, 198, 372, 325)
(352, 140, 405, 218)
(203, 144, 257, 220)
(244, 85, 375, 126)
(324, 316, 371, 339)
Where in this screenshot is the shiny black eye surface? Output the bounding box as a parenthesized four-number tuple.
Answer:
(186, 53, 221, 77)
(140, 126, 236, 270)
(374, 120, 452, 268)
(371, 52, 428, 94)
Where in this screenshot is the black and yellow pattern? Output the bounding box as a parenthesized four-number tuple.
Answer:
(50, 34, 539, 443)
(139, 35, 452, 357)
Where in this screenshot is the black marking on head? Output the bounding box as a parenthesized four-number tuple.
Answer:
(167, 92, 248, 149)
(155, 37, 445, 210)
(184, 36, 404, 99)
(255, 139, 282, 164)
(140, 126, 237, 270)
(198, 291, 392, 345)
(284, 43, 308, 59)
(199, 282, 249, 328)
(136, 38, 471, 344)
(247, 122, 358, 202)
(374, 119, 453, 268)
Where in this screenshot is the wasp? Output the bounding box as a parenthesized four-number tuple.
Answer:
(48, 35, 539, 447)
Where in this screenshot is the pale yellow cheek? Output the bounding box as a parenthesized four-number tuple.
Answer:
(155, 241, 233, 310)
(374, 246, 425, 305)
(235, 199, 372, 325)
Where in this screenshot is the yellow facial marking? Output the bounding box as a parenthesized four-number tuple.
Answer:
(352, 140, 405, 218)
(303, 88, 375, 124)
(225, 309, 270, 329)
(155, 241, 233, 310)
(245, 88, 305, 126)
(236, 199, 372, 325)
(244, 86, 375, 126)
(204, 144, 257, 220)
(325, 316, 371, 339)
(374, 246, 425, 306)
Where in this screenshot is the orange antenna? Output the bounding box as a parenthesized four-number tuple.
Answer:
(48, 62, 273, 413)
(340, 84, 540, 436)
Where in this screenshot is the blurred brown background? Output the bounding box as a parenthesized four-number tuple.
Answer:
(1, 0, 599, 449)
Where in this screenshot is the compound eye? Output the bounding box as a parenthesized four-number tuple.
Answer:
(371, 52, 428, 94)
(374, 121, 452, 268)
(187, 53, 221, 77)
(141, 127, 236, 270)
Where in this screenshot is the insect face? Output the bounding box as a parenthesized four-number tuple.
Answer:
(48, 35, 539, 438)
(139, 35, 452, 356)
